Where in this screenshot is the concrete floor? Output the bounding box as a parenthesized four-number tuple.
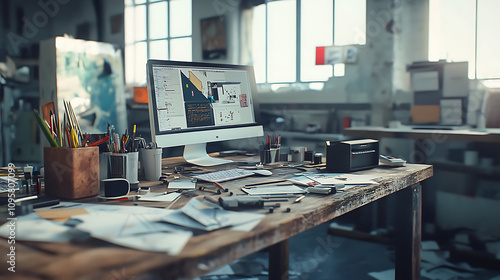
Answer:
(197, 222, 500, 280)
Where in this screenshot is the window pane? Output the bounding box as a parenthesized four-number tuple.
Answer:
(134, 5, 147, 41)
(125, 44, 135, 84)
(301, 0, 333, 82)
(267, 0, 296, 83)
(476, 0, 500, 79)
(170, 37, 192, 61)
(135, 0, 146, 4)
(428, 0, 475, 78)
(124, 6, 135, 44)
(134, 42, 148, 84)
(149, 40, 169, 59)
(149, 1, 168, 39)
(252, 4, 266, 83)
(170, 0, 192, 37)
(334, 0, 366, 45)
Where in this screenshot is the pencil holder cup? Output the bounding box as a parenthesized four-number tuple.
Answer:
(44, 146, 100, 200)
(109, 152, 139, 190)
(139, 148, 162, 181)
(260, 147, 279, 164)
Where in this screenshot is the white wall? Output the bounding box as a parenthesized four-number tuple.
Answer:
(192, 0, 241, 64)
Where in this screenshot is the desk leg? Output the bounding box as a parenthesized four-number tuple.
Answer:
(269, 239, 289, 280)
(395, 183, 421, 280)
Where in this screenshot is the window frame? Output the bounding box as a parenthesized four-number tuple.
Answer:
(125, 0, 192, 85)
(253, 0, 366, 87)
(428, 0, 500, 83)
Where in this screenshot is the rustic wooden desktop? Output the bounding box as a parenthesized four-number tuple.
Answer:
(1, 155, 432, 280)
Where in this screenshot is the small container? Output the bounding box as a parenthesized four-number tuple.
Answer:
(304, 150, 315, 162)
(313, 153, 323, 165)
(44, 146, 100, 200)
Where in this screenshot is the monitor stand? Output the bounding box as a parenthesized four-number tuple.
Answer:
(183, 143, 233, 166)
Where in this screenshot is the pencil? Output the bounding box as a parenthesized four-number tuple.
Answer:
(33, 109, 59, 147)
(213, 181, 227, 192)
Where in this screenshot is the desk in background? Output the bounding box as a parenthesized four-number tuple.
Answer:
(1, 155, 432, 280)
(343, 126, 500, 163)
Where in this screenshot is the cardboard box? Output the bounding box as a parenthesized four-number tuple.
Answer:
(411, 105, 440, 123)
(44, 146, 99, 199)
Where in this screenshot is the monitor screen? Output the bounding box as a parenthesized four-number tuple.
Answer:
(147, 60, 263, 166)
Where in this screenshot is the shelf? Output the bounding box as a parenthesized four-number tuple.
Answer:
(430, 159, 500, 178)
(264, 130, 346, 141)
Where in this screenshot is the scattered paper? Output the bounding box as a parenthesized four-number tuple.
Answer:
(422, 240, 440, 251)
(138, 192, 181, 202)
(242, 185, 306, 195)
(73, 212, 177, 238)
(421, 267, 474, 280)
(421, 250, 450, 265)
(204, 264, 235, 276)
(98, 231, 192, 255)
(368, 268, 395, 280)
(286, 175, 319, 186)
(305, 173, 379, 186)
(0, 202, 193, 254)
(0, 217, 74, 242)
(168, 180, 196, 189)
(162, 198, 265, 231)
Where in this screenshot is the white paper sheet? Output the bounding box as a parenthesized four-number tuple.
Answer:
(1, 202, 193, 254)
(162, 198, 265, 231)
(168, 180, 196, 189)
(305, 173, 379, 186)
(422, 240, 440, 251)
(0, 217, 73, 242)
(98, 231, 192, 255)
(138, 192, 181, 202)
(242, 185, 306, 195)
(368, 268, 395, 280)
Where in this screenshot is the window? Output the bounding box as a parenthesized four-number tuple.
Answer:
(429, 0, 500, 83)
(125, 0, 192, 84)
(252, 0, 366, 86)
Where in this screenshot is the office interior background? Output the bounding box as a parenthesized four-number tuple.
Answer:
(1, 0, 500, 278)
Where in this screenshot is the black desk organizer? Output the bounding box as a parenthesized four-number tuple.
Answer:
(325, 139, 379, 172)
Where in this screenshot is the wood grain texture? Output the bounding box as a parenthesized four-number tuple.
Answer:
(1, 156, 432, 280)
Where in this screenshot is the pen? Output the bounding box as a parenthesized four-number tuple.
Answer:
(294, 195, 305, 203)
(33, 109, 59, 147)
(131, 124, 136, 152)
(198, 186, 221, 194)
(213, 181, 227, 192)
(242, 182, 292, 189)
(244, 179, 288, 187)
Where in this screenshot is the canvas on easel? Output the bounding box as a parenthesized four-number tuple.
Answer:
(39, 36, 127, 135)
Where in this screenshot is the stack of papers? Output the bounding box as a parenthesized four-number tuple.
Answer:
(161, 198, 265, 231)
(287, 173, 379, 191)
(241, 185, 306, 196)
(0, 202, 192, 255)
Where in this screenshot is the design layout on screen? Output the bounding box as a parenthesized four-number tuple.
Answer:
(151, 65, 255, 132)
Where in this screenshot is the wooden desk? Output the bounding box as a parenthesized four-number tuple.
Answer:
(1, 156, 432, 280)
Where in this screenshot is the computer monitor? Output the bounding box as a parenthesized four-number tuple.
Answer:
(146, 60, 264, 166)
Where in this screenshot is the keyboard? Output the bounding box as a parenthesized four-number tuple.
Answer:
(192, 168, 255, 183)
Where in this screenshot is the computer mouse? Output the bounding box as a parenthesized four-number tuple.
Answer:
(252, 169, 272, 176)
